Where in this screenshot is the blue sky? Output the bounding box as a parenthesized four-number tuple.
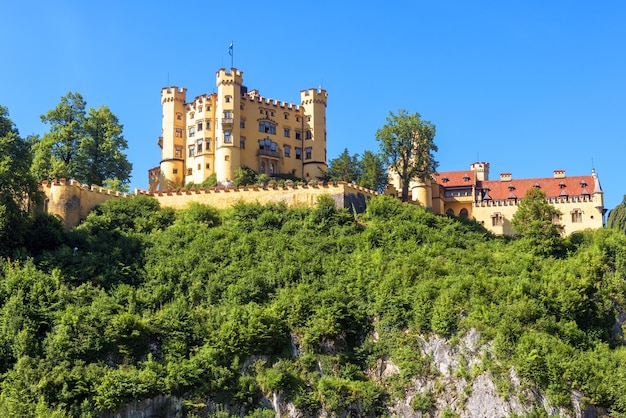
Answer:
(2, 1, 625, 210)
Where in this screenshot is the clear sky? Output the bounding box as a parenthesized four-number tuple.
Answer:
(1, 1, 625, 210)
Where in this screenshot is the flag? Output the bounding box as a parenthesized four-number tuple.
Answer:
(228, 42, 233, 56)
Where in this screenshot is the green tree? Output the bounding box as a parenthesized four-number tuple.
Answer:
(76, 106, 132, 187)
(0, 106, 38, 255)
(33, 93, 131, 186)
(34, 92, 86, 180)
(511, 187, 564, 255)
(607, 195, 626, 233)
(376, 109, 438, 201)
(327, 148, 361, 183)
(358, 150, 387, 192)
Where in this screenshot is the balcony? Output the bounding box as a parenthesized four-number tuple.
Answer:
(257, 149, 281, 159)
(221, 118, 234, 127)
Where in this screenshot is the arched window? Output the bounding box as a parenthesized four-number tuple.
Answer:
(460, 208, 469, 218)
(446, 208, 454, 217)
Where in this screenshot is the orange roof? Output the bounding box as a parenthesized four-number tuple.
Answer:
(479, 175, 596, 200)
(434, 170, 475, 187)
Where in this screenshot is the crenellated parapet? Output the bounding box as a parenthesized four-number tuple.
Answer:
(41, 179, 379, 228)
(146, 181, 378, 211)
(40, 179, 129, 228)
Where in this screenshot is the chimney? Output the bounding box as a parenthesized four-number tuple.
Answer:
(500, 172, 512, 182)
(554, 169, 565, 179)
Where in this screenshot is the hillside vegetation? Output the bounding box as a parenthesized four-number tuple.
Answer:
(1, 195, 626, 417)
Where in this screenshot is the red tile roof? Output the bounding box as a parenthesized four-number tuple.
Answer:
(434, 171, 475, 187)
(479, 175, 595, 200)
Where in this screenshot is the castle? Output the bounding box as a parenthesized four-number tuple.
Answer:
(39, 67, 606, 235)
(149, 68, 328, 191)
(389, 162, 605, 235)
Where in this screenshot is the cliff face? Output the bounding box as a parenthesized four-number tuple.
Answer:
(108, 329, 608, 418)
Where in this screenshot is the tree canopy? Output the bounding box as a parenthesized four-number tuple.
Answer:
(511, 187, 564, 256)
(33, 92, 132, 187)
(607, 195, 626, 233)
(0, 106, 38, 255)
(325, 148, 387, 192)
(376, 109, 438, 201)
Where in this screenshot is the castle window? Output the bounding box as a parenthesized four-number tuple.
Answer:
(206, 120, 211, 130)
(224, 111, 232, 119)
(205, 139, 211, 151)
(189, 127, 195, 137)
(296, 116, 301, 122)
(197, 121, 203, 131)
(173, 169, 178, 174)
(225, 155, 230, 161)
(198, 106, 203, 112)
(224, 130, 232, 143)
(225, 96, 232, 103)
(240, 119, 245, 128)
(460, 208, 469, 218)
(176, 113, 182, 120)
(190, 112, 195, 119)
(259, 121, 276, 134)
(240, 137, 246, 149)
(491, 212, 504, 226)
(188, 145, 195, 157)
(240, 104, 244, 110)
(197, 164, 201, 170)
(284, 145, 291, 157)
(284, 113, 289, 120)
(197, 139, 203, 154)
(175, 146, 182, 158)
(207, 105, 211, 111)
(284, 128, 290, 137)
(258, 138, 277, 151)
(571, 208, 583, 223)
(175, 128, 182, 138)
(305, 147, 312, 160)
(305, 130, 312, 139)
(295, 147, 302, 160)
(295, 130, 302, 140)
(206, 163, 210, 169)
(260, 109, 264, 115)
(446, 208, 454, 216)
(187, 168, 192, 175)
(463, 175, 470, 182)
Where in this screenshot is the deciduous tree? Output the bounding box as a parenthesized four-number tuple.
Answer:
(376, 109, 437, 202)
(511, 187, 564, 256)
(33, 93, 132, 187)
(607, 195, 626, 234)
(0, 106, 38, 254)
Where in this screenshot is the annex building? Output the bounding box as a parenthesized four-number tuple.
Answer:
(390, 162, 605, 235)
(149, 68, 328, 191)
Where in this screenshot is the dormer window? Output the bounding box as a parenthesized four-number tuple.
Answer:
(463, 175, 470, 182)
(534, 183, 540, 188)
(442, 176, 449, 183)
(508, 184, 515, 191)
(559, 181, 566, 189)
(580, 180, 587, 187)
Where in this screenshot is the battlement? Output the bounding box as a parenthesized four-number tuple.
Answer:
(300, 88, 328, 106)
(243, 94, 301, 111)
(161, 86, 187, 103)
(474, 194, 594, 208)
(216, 68, 243, 86)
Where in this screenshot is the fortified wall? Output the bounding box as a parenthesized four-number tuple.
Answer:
(41, 180, 379, 228)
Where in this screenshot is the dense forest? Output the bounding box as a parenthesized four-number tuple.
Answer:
(0, 194, 625, 417)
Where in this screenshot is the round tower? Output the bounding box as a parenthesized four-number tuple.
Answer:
(411, 178, 433, 210)
(299, 88, 328, 180)
(214, 68, 243, 182)
(159, 86, 187, 190)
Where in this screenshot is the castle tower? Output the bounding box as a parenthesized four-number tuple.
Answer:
(299, 88, 328, 180)
(411, 178, 433, 210)
(470, 162, 489, 181)
(159, 86, 187, 190)
(214, 68, 243, 182)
